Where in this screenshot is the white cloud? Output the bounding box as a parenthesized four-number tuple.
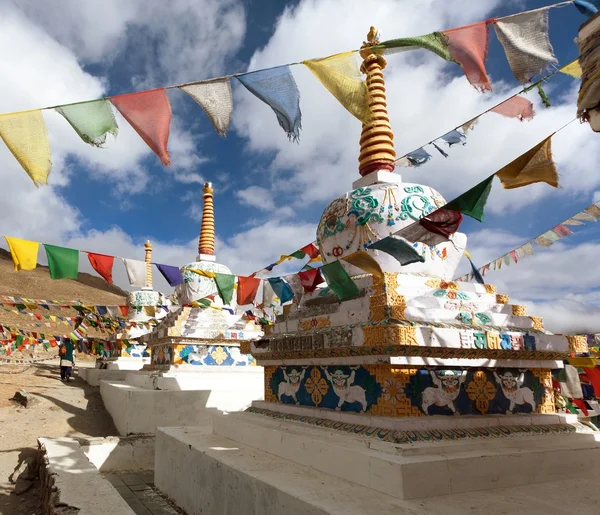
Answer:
(235, 186, 275, 210)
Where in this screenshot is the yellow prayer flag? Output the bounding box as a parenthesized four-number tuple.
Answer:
(464, 250, 472, 260)
(0, 110, 51, 187)
(495, 136, 558, 190)
(342, 250, 384, 279)
(181, 267, 216, 279)
(5, 236, 39, 271)
(567, 357, 597, 367)
(303, 51, 370, 123)
(559, 60, 582, 79)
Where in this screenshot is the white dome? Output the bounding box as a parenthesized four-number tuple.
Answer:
(175, 260, 235, 307)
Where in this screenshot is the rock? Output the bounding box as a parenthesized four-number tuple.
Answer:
(13, 479, 33, 495)
(10, 457, 38, 483)
(11, 390, 37, 408)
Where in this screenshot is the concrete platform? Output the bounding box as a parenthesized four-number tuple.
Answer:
(79, 368, 131, 387)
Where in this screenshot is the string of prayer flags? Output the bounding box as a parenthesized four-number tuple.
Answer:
(494, 9, 557, 84)
(179, 79, 233, 137)
(368, 235, 425, 266)
(376, 33, 456, 61)
(303, 51, 370, 123)
(5, 237, 39, 272)
(237, 276, 261, 305)
(214, 274, 235, 305)
(320, 260, 359, 300)
(495, 135, 558, 189)
(396, 208, 463, 246)
(55, 100, 119, 147)
(110, 89, 172, 165)
(442, 22, 492, 92)
(267, 277, 295, 304)
(574, 0, 600, 17)
(44, 245, 79, 280)
(342, 251, 384, 279)
(0, 111, 51, 187)
(446, 175, 494, 222)
(237, 66, 302, 142)
(87, 253, 114, 284)
(585, 204, 600, 220)
(298, 268, 324, 293)
(122, 259, 147, 288)
(156, 264, 184, 287)
(490, 96, 535, 121)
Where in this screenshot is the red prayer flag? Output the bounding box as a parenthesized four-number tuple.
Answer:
(571, 398, 588, 416)
(110, 89, 172, 165)
(490, 96, 534, 121)
(300, 243, 320, 259)
(237, 276, 261, 305)
(584, 368, 600, 397)
(298, 268, 324, 292)
(87, 252, 115, 284)
(509, 250, 518, 263)
(443, 22, 492, 92)
(119, 306, 130, 317)
(552, 224, 573, 238)
(419, 208, 463, 241)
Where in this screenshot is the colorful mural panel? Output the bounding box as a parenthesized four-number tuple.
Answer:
(174, 344, 256, 366)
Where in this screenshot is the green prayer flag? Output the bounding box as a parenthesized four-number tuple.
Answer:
(376, 33, 455, 62)
(446, 175, 494, 222)
(15, 335, 23, 346)
(320, 261, 359, 300)
(55, 99, 119, 147)
(214, 273, 235, 305)
(290, 250, 306, 259)
(44, 244, 79, 280)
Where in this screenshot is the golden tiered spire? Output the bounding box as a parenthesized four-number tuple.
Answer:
(358, 27, 396, 177)
(198, 182, 215, 256)
(143, 240, 153, 290)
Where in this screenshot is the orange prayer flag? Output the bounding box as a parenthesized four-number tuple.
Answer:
(237, 277, 261, 305)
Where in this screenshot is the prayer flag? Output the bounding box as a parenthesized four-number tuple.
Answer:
(469, 258, 485, 284)
(44, 244, 79, 280)
(490, 96, 535, 121)
(156, 264, 183, 287)
(540, 230, 560, 242)
(573, 211, 597, 222)
(122, 258, 147, 287)
(56, 100, 118, 147)
(510, 250, 519, 263)
(0, 110, 51, 187)
(446, 175, 494, 222)
(396, 208, 463, 247)
(522, 242, 534, 256)
(110, 89, 172, 165)
(432, 142, 449, 158)
(495, 136, 558, 190)
(368, 235, 425, 265)
(262, 280, 277, 307)
(283, 274, 304, 304)
(494, 9, 557, 84)
(320, 261, 359, 300)
(574, 0, 600, 18)
(440, 130, 466, 146)
(342, 250, 384, 279)
(534, 235, 553, 247)
(237, 276, 261, 305)
(559, 60, 582, 78)
(300, 243, 320, 259)
(268, 277, 295, 304)
(442, 22, 491, 92)
(552, 225, 573, 238)
(462, 118, 479, 134)
(584, 204, 600, 220)
(303, 52, 370, 123)
(377, 33, 455, 61)
(237, 66, 302, 142)
(87, 253, 114, 283)
(5, 237, 39, 271)
(298, 268, 324, 292)
(179, 79, 233, 137)
(406, 148, 432, 166)
(289, 251, 305, 259)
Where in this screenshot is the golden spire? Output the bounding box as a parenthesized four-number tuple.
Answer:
(143, 240, 153, 290)
(198, 182, 215, 256)
(358, 26, 396, 177)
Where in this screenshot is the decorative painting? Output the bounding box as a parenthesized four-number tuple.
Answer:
(151, 344, 174, 366)
(122, 343, 149, 358)
(174, 344, 256, 366)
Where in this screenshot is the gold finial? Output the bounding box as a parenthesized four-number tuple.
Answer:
(144, 240, 153, 290)
(358, 26, 396, 177)
(198, 182, 215, 256)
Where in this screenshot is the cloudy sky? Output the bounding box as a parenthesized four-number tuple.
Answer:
(0, 0, 597, 333)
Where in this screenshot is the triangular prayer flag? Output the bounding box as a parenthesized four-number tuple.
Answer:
(563, 218, 584, 226)
(377, 33, 455, 61)
(110, 89, 172, 165)
(469, 258, 485, 284)
(303, 51, 370, 122)
(342, 251, 384, 279)
(368, 235, 425, 265)
(559, 60, 582, 78)
(490, 96, 535, 121)
(540, 230, 560, 242)
(510, 250, 519, 263)
(440, 130, 466, 146)
(214, 274, 235, 305)
(0, 110, 51, 187)
(406, 148, 431, 166)
(87, 253, 114, 283)
(442, 22, 491, 92)
(573, 211, 597, 222)
(237, 276, 261, 305)
(44, 244, 79, 280)
(297, 268, 324, 293)
(320, 260, 360, 300)
(503, 254, 511, 265)
(396, 208, 462, 247)
(446, 175, 494, 222)
(574, 0, 600, 17)
(495, 136, 558, 190)
(289, 250, 306, 259)
(56, 100, 118, 147)
(122, 258, 147, 288)
(237, 66, 302, 142)
(268, 278, 295, 304)
(300, 243, 320, 259)
(5, 237, 39, 271)
(494, 9, 557, 84)
(156, 264, 183, 287)
(584, 204, 600, 220)
(179, 79, 233, 137)
(552, 225, 573, 238)
(534, 235, 553, 247)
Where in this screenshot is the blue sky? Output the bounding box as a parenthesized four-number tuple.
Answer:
(0, 0, 598, 332)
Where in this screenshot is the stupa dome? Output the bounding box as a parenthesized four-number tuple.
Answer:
(176, 260, 235, 307)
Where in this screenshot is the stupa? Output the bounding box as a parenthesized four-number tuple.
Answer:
(153, 28, 600, 513)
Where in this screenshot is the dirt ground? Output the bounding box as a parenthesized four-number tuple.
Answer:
(0, 360, 118, 514)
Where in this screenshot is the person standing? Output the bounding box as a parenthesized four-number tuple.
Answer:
(58, 338, 75, 381)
